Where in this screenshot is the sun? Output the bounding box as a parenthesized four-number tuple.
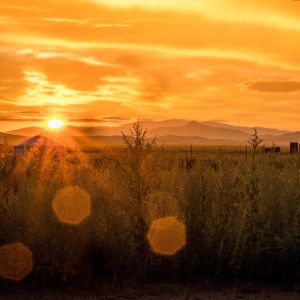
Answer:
(48, 118, 64, 129)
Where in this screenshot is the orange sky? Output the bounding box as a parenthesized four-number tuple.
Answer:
(1, 0, 300, 131)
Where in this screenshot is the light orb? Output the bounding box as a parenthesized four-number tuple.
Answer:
(48, 118, 64, 129)
(147, 216, 186, 256)
(0, 242, 33, 282)
(52, 186, 91, 225)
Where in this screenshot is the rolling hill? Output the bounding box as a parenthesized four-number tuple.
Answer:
(202, 121, 288, 136)
(149, 121, 250, 141)
(4, 119, 297, 146)
(6, 119, 189, 137)
(0, 132, 27, 145)
(273, 132, 300, 144)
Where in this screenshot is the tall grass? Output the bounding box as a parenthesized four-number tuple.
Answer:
(1, 136, 300, 283)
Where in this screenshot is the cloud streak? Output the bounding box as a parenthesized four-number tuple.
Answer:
(91, 0, 300, 32)
(1, 0, 300, 130)
(2, 34, 298, 71)
(247, 80, 300, 93)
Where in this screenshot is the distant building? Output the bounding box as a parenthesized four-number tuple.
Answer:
(264, 147, 272, 153)
(290, 142, 299, 154)
(14, 135, 64, 155)
(263, 146, 280, 153)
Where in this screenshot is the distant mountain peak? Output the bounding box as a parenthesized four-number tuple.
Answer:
(187, 120, 200, 125)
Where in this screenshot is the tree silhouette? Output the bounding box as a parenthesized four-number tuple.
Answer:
(248, 128, 264, 154)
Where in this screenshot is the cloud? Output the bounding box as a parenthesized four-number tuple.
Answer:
(67, 116, 130, 123)
(34, 57, 123, 91)
(0, 53, 27, 101)
(42, 18, 87, 25)
(101, 116, 131, 121)
(0, 115, 42, 122)
(91, 0, 300, 32)
(1, 4, 38, 12)
(43, 17, 132, 28)
(1, 0, 300, 130)
(68, 100, 138, 118)
(247, 80, 300, 93)
(2, 33, 297, 70)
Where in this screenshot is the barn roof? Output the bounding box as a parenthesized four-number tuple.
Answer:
(15, 135, 63, 148)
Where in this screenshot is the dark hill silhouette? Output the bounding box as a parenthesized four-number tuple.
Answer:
(6, 119, 189, 137)
(203, 121, 287, 136)
(5, 120, 293, 146)
(149, 121, 249, 140)
(7, 127, 44, 137)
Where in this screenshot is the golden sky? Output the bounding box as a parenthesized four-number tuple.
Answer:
(1, 0, 300, 131)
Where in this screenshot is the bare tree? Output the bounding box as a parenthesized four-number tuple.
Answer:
(122, 120, 156, 206)
(122, 120, 157, 267)
(122, 120, 156, 157)
(248, 128, 264, 154)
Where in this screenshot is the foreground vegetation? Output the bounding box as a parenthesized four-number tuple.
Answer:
(1, 124, 300, 285)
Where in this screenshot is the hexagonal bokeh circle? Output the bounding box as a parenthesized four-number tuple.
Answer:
(52, 185, 91, 225)
(0, 242, 33, 281)
(147, 216, 186, 256)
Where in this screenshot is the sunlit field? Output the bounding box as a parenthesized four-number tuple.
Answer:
(1, 122, 300, 297)
(2, 0, 300, 297)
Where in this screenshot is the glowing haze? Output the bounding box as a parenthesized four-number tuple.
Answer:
(1, 0, 300, 131)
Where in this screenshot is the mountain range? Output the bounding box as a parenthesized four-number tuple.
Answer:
(1, 120, 299, 146)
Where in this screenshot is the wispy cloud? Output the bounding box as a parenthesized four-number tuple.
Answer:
(1, 4, 39, 12)
(15, 49, 112, 67)
(42, 18, 87, 24)
(246, 80, 300, 93)
(91, 0, 300, 32)
(42, 17, 132, 28)
(2, 34, 298, 70)
(0, 115, 42, 122)
(1, 0, 300, 130)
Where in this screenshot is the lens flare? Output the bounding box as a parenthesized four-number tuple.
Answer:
(52, 186, 91, 225)
(0, 242, 33, 282)
(147, 216, 186, 256)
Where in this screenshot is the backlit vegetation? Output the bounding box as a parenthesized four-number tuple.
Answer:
(1, 122, 300, 283)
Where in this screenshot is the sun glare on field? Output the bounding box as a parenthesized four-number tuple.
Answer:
(48, 119, 64, 129)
